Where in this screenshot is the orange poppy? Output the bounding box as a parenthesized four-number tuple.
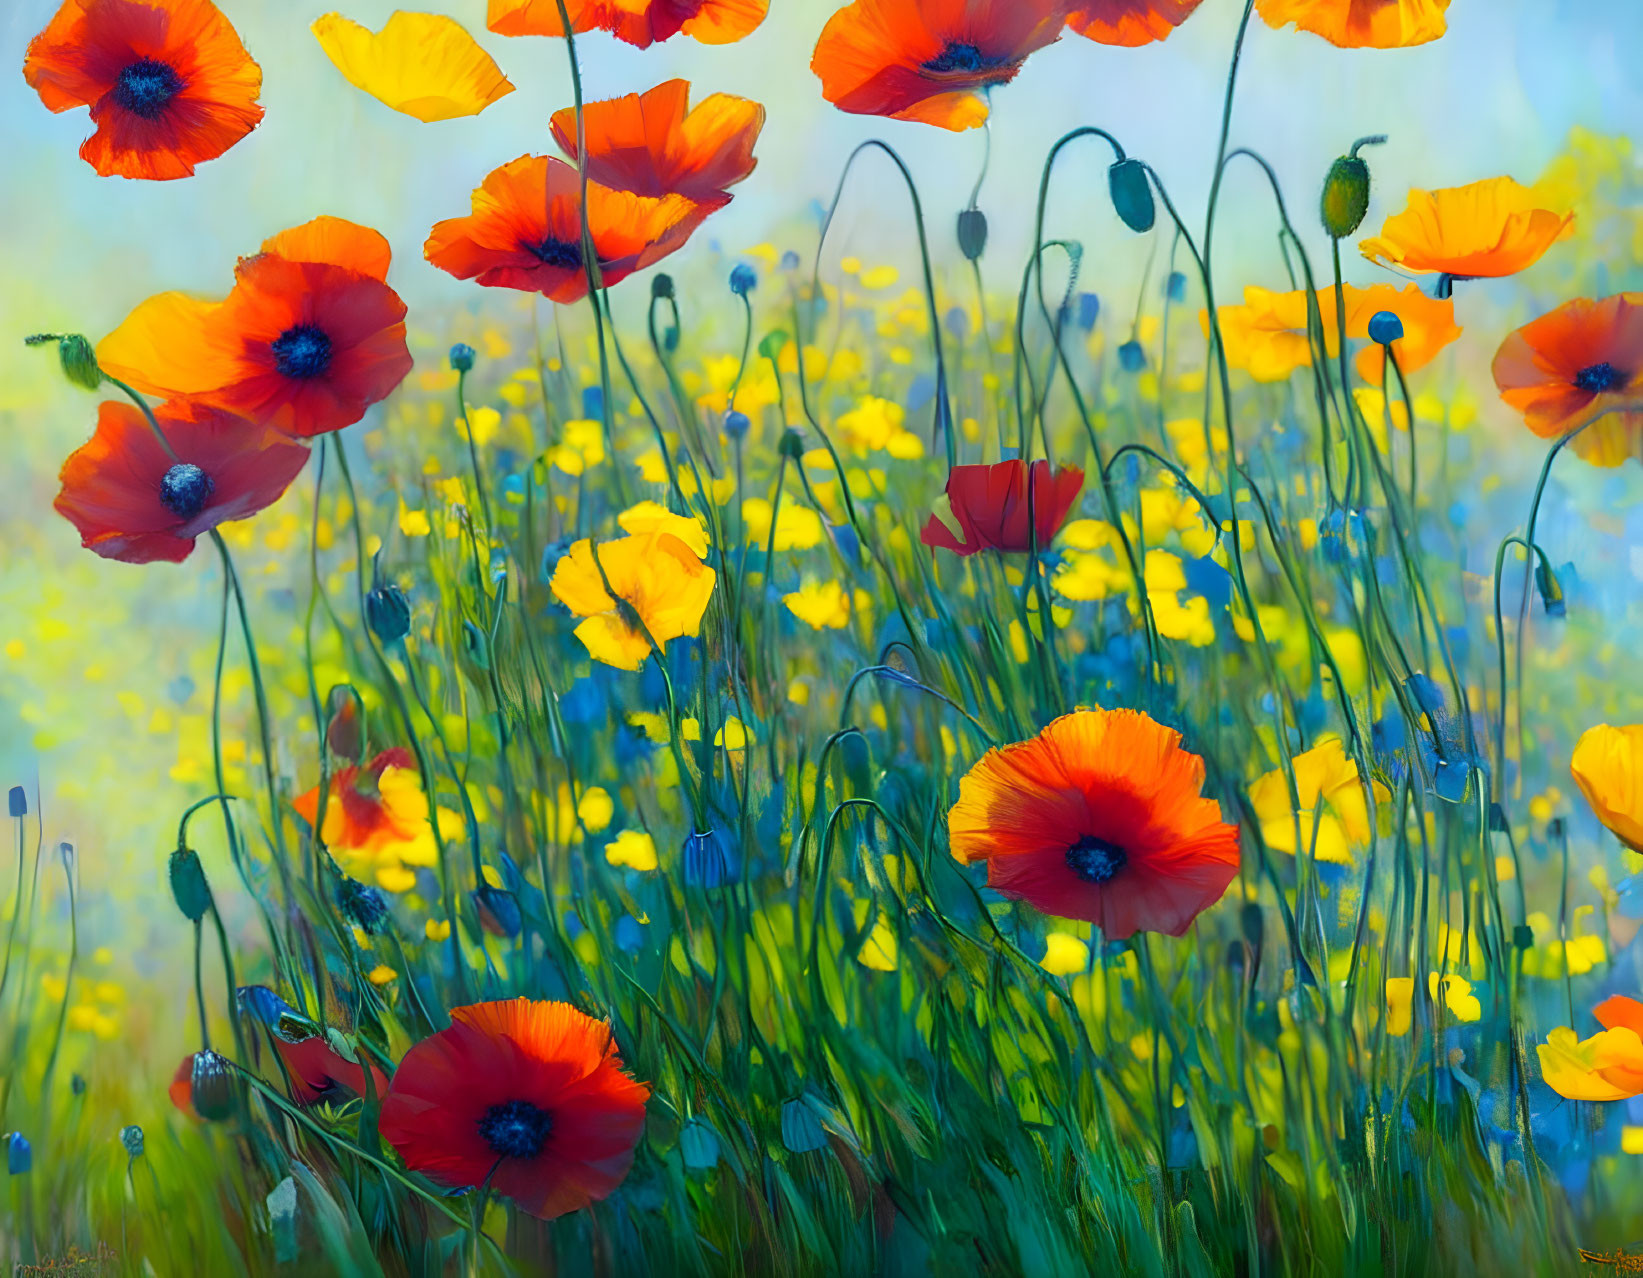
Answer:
(811, 0, 1071, 132)
(54, 398, 311, 565)
(550, 79, 764, 203)
(1493, 294, 1643, 467)
(1066, 0, 1204, 46)
(1254, 0, 1449, 48)
(1359, 177, 1574, 290)
(24, 0, 263, 180)
(96, 217, 412, 438)
(291, 748, 462, 892)
(379, 999, 650, 1220)
(947, 708, 1241, 938)
(425, 155, 714, 304)
(488, 0, 767, 48)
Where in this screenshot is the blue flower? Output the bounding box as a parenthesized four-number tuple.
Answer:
(683, 829, 738, 889)
(449, 343, 475, 372)
(729, 263, 757, 296)
(1077, 292, 1101, 330)
(723, 409, 750, 440)
(1117, 340, 1147, 372)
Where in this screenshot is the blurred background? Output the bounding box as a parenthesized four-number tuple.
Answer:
(3, 0, 1643, 1085)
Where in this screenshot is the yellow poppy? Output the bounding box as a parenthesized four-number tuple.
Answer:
(605, 830, 659, 872)
(312, 12, 514, 122)
(1539, 997, 1643, 1101)
(1249, 736, 1378, 865)
(1359, 177, 1574, 282)
(1572, 724, 1643, 852)
(1206, 286, 1334, 383)
(617, 500, 710, 558)
(549, 531, 716, 670)
(1255, 0, 1449, 49)
(784, 579, 850, 630)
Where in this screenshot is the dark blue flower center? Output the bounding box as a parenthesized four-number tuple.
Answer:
(478, 1099, 553, 1159)
(113, 59, 183, 120)
(922, 42, 1006, 76)
(1574, 361, 1624, 393)
(158, 463, 214, 521)
(529, 237, 583, 269)
(271, 325, 333, 380)
(1065, 835, 1127, 885)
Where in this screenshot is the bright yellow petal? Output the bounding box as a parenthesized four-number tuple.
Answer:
(313, 12, 514, 123)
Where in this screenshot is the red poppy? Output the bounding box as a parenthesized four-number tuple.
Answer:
(947, 708, 1241, 938)
(1065, 0, 1204, 45)
(550, 79, 764, 203)
(379, 998, 650, 1220)
(95, 218, 412, 439)
(425, 155, 715, 304)
(920, 459, 1084, 556)
(169, 1053, 200, 1119)
(1492, 293, 1643, 468)
(273, 1034, 391, 1106)
(811, 0, 1071, 131)
(488, 0, 768, 48)
(24, 0, 263, 180)
(54, 398, 310, 565)
(291, 747, 457, 892)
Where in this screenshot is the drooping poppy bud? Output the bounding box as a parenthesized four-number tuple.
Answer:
(1107, 159, 1156, 234)
(956, 208, 989, 261)
(365, 554, 411, 645)
(651, 273, 675, 301)
(1535, 559, 1566, 618)
(26, 333, 101, 392)
(325, 686, 363, 761)
(189, 1050, 236, 1122)
(1320, 136, 1385, 239)
(168, 844, 213, 923)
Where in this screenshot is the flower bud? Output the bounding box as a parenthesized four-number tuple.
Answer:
(683, 829, 737, 889)
(1367, 310, 1404, 346)
(956, 208, 988, 261)
(449, 343, 475, 373)
(1535, 559, 1566, 618)
(326, 687, 362, 761)
(651, 273, 675, 301)
(778, 427, 805, 460)
(336, 874, 389, 935)
(120, 1125, 145, 1159)
(729, 263, 757, 296)
(8, 787, 26, 818)
(168, 844, 213, 923)
(26, 333, 101, 392)
(1107, 159, 1156, 233)
(1320, 136, 1385, 239)
(365, 555, 411, 645)
(723, 410, 750, 441)
(7, 1133, 30, 1175)
(1117, 340, 1147, 373)
(189, 1049, 236, 1122)
(780, 250, 801, 271)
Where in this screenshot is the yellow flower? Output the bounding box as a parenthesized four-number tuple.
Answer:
(1428, 974, 1481, 1022)
(618, 501, 710, 557)
(425, 919, 452, 942)
(312, 12, 514, 122)
(1040, 932, 1090, 977)
(549, 532, 716, 671)
(549, 420, 606, 476)
(1571, 724, 1643, 852)
(784, 580, 850, 630)
(741, 499, 825, 551)
(1359, 177, 1574, 282)
(857, 913, 898, 971)
(367, 964, 397, 986)
(1249, 737, 1378, 866)
(605, 829, 658, 872)
(1538, 997, 1643, 1100)
(1206, 286, 1326, 383)
(1384, 978, 1414, 1036)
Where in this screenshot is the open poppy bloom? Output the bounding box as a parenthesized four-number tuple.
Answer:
(312, 11, 514, 122)
(1539, 996, 1643, 1101)
(1571, 724, 1643, 851)
(54, 399, 309, 565)
(1493, 294, 1643, 467)
(811, 0, 1071, 132)
(291, 748, 464, 892)
(24, 0, 263, 180)
(947, 708, 1241, 938)
(921, 459, 1084, 556)
(1254, 0, 1449, 48)
(379, 998, 650, 1220)
(1066, 0, 1204, 46)
(1249, 736, 1384, 866)
(97, 217, 412, 438)
(549, 531, 717, 670)
(1359, 177, 1574, 292)
(425, 155, 714, 304)
(1206, 286, 1331, 384)
(488, 0, 767, 47)
(550, 80, 764, 203)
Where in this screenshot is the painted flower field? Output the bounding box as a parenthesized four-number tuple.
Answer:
(7, 0, 1643, 1273)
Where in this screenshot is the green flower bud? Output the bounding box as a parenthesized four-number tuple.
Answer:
(189, 1050, 236, 1122)
(1321, 135, 1386, 239)
(956, 208, 988, 261)
(1107, 159, 1156, 234)
(168, 844, 212, 923)
(25, 333, 101, 392)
